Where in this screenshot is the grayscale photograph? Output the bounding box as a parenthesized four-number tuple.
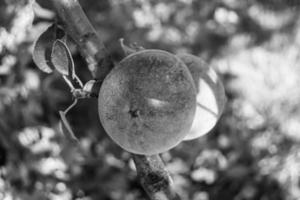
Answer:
(0, 0, 299, 199)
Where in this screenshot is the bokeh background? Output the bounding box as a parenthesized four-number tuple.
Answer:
(1, 0, 300, 199)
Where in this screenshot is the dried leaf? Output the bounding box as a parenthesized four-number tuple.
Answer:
(59, 111, 78, 143)
(81, 80, 100, 97)
(51, 40, 75, 78)
(32, 24, 65, 73)
(83, 80, 95, 92)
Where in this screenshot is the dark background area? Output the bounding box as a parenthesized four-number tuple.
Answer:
(1, 0, 300, 199)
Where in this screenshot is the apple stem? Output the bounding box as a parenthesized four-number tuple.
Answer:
(49, 0, 181, 199)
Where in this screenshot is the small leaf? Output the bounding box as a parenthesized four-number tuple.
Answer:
(59, 111, 78, 143)
(83, 80, 96, 93)
(32, 24, 65, 73)
(51, 40, 75, 78)
(83, 80, 100, 97)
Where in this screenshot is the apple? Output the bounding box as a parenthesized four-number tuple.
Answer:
(177, 54, 226, 140)
(98, 50, 196, 155)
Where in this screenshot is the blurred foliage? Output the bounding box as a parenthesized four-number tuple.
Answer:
(1, 0, 300, 199)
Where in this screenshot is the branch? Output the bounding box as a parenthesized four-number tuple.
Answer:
(133, 154, 181, 200)
(50, 0, 113, 80)
(48, 1, 181, 199)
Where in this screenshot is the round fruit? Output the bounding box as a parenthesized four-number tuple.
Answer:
(98, 50, 196, 155)
(177, 54, 226, 141)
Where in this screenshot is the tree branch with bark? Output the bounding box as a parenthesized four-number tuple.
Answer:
(48, 0, 181, 199)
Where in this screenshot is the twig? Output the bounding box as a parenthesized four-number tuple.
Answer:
(50, 0, 113, 80)
(133, 154, 181, 200)
(49, 1, 181, 199)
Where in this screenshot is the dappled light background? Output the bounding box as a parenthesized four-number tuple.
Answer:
(1, 0, 300, 199)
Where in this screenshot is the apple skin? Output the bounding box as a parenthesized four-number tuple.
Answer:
(98, 50, 196, 155)
(177, 54, 226, 141)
